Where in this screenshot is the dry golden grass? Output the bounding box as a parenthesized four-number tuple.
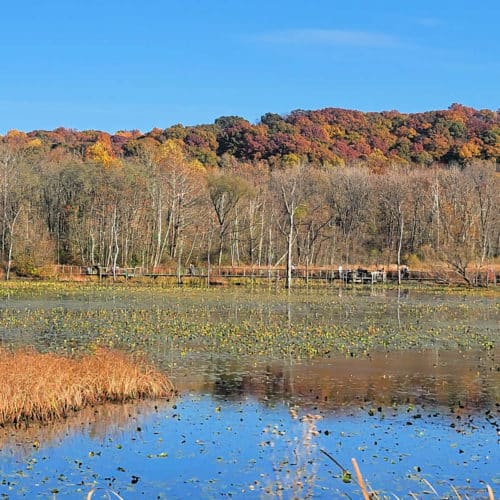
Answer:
(0, 348, 175, 425)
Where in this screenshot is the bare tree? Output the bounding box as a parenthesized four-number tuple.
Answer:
(376, 166, 412, 284)
(464, 161, 499, 264)
(207, 172, 250, 266)
(271, 161, 307, 289)
(0, 141, 33, 278)
(326, 166, 373, 266)
(295, 167, 332, 277)
(436, 167, 478, 284)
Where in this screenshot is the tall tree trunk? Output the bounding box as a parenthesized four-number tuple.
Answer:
(176, 239, 183, 285)
(6, 208, 21, 281)
(397, 214, 404, 286)
(285, 211, 294, 289)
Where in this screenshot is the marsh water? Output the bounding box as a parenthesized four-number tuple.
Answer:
(0, 284, 498, 498)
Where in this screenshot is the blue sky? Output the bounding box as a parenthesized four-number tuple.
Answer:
(1, 0, 499, 133)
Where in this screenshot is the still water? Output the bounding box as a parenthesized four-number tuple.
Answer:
(0, 285, 498, 498)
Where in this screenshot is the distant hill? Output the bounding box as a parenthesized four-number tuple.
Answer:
(20, 103, 500, 168)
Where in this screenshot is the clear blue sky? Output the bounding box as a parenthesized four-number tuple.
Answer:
(1, 0, 499, 133)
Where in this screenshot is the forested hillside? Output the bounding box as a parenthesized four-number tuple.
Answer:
(26, 103, 500, 168)
(0, 104, 498, 282)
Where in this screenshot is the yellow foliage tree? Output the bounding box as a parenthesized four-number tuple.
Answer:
(282, 153, 301, 166)
(188, 158, 206, 173)
(458, 140, 481, 160)
(5, 129, 27, 139)
(86, 140, 122, 169)
(367, 148, 391, 173)
(27, 138, 43, 149)
(156, 139, 185, 163)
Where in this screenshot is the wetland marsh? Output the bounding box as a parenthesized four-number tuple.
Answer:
(0, 282, 498, 498)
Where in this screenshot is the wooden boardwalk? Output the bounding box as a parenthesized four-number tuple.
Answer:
(47, 264, 497, 286)
(75, 265, 388, 284)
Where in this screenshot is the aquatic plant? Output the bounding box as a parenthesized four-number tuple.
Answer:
(0, 348, 175, 425)
(262, 409, 322, 498)
(0, 281, 496, 362)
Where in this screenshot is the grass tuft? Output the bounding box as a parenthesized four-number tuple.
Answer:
(0, 348, 175, 425)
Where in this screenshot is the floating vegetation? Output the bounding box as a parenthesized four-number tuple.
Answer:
(0, 348, 175, 425)
(0, 281, 497, 360)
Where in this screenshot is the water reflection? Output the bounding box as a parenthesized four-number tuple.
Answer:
(173, 349, 499, 413)
(0, 400, 173, 459)
(1, 393, 496, 499)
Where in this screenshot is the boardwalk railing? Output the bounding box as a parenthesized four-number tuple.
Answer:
(45, 264, 497, 286)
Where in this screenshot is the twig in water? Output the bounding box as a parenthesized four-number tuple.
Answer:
(320, 448, 349, 474)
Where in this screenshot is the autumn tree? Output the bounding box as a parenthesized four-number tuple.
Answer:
(294, 167, 332, 274)
(434, 167, 480, 284)
(326, 166, 373, 266)
(376, 167, 412, 283)
(271, 160, 308, 289)
(0, 133, 43, 278)
(207, 171, 250, 266)
(131, 139, 203, 269)
(464, 162, 499, 263)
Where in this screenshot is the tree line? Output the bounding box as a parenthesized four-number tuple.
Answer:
(0, 104, 499, 285)
(27, 103, 500, 168)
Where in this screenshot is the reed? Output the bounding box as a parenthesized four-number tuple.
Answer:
(0, 348, 175, 425)
(320, 450, 496, 499)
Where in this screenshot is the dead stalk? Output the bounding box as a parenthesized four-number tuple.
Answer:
(351, 457, 371, 500)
